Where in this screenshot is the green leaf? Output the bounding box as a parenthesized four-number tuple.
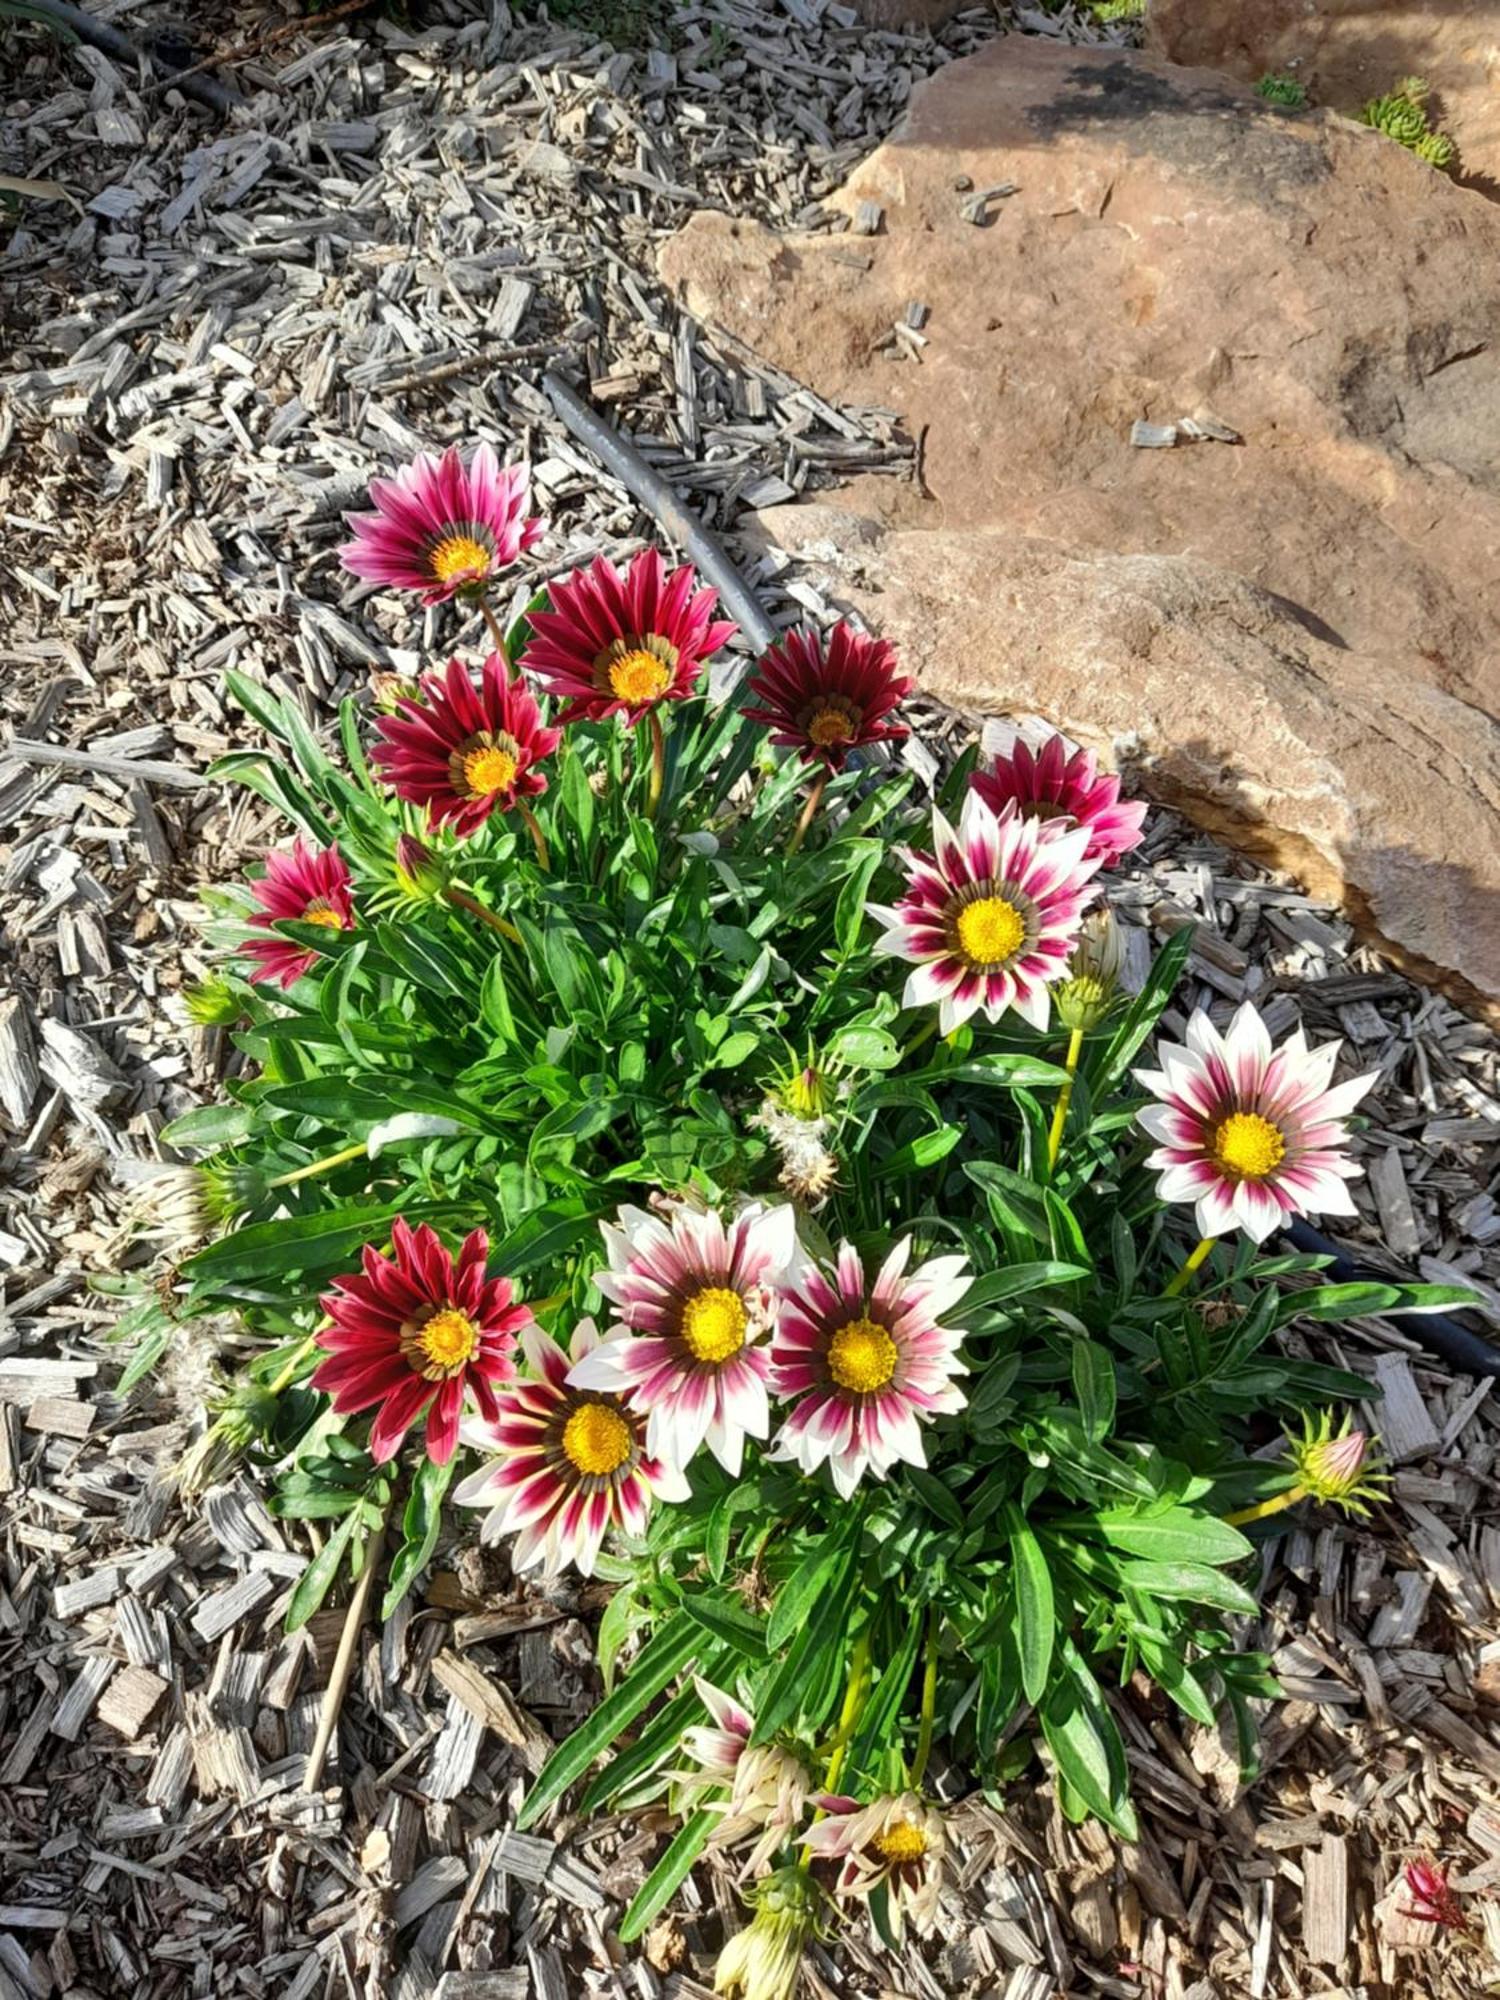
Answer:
(767, 1535, 849, 1653)
(683, 1593, 769, 1658)
(181, 1201, 439, 1284)
(1096, 1506, 1252, 1567)
(904, 1465, 965, 1530)
(964, 1261, 1090, 1308)
(160, 1103, 259, 1149)
(1040, 1645, 1138, 1840)
(1117, 1559, 1259, 1617)
(1274, 1280, 1481, 1325)
(873, 1124, 962, 1179)
(1005, 1507, 1055, 1706)
(834, 841, 883, 957)
(618, 1810, 717, 1944)
(383, 1454, 455, 1617)
(753, 1543, 857, 1743)
(1070, 1340, 1117, 1443)
(581, 1687, 702, 1812)
(286, 1511, 358, 1631)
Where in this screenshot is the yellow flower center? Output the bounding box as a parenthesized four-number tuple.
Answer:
(461, 742, 519, 797)
(807, 700, 858, 748)
(561, 1401, 634, 1477)
(827, 1316, 898, 1395)
(955, 895, 1026, 969)
(429, 533, 491, 585)
(607, 647, 673, 705)
(874, 1821, 928, 1864)
(301, 899, 347, 930)
(1211, 1111, 1286, 1181)
(679, 1286, 748, 1365)
(402, 1306, 480, 1380)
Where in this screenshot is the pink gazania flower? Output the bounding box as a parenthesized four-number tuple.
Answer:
(767, 1239, 970, 1498)
(239, 839, 355, 990)
(1402, 1858, 1469, 1932)
(339, 444, 542, 605)
(1135, 1003, 1377, 1243)
(452, 1318, 690, 1578)
(371, 652, 560, 838)
(677, 1678, 814, 1877)
(567, 1202, 801, 1477)
(971, 732, 1147, 868)
(868, 790, 1100, 1036)
(801, 1791, 947, 1939)
(520, 548, 736, 725)
(742, 621, 912, 773)
(311, 1221, 529, 1466)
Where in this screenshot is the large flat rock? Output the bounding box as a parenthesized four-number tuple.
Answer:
(660, 36, 1500, 1008)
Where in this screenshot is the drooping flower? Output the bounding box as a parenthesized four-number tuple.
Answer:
(971, 732, 1146, 868)
(339, 444, 542, 605)
(128, 1161, 266, 1251)
(520, 548, 736, 725)
(1289, 1409, 1388, 1516)
(1053, 908, 1127, 1034)
(312, 1221, 528, 1465)
(713, 1867, 822, 2000)
(742, 621, 912, 772)
(767, 1239, 970, 1498)
(800, 1791, 947, 1939)
(1402, 1858, 1469, 1931)
(239, 839, 355, 990)
(677, 1678, 814, 1877)
(1134, 1003, 1377, 1243)
(453, 1318, 689, 1577)
(568, 1202, 800, 1476)
(372, 653, 560, 839)
(868, 790, 1100, 1036)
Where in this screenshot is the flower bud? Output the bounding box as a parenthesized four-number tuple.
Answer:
(370, 670, 423, 713)
(1289, 1409, 1388, 1516)
(1054, 909, 1125, 1033)
(180, 975, 245, 1028)
(714, 1867, 821, 2000)
(394, 834, 447, 902)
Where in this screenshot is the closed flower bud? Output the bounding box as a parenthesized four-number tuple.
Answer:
(180, 975, 245, 1028)
(1289, 1409, 1388, 1516)
(394, 834, 447, 902)
(1054, 910, 1125, 1032)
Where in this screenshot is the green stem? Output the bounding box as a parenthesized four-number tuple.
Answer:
(444, 885, 523, 947)
(907, 1604, 940, 1790)
(268, 1330, 320, 1396)
(902, 1016, 939, 1062)
(1164, 1235, 1216, 1298)
(1045, 1026, 1086, 1173)
(478, 594, 508, 659)
(647, 709, 666, 818)
(1224, 1483, 1308, 1528)
(268, 1142, 366, 1190)
(518, 798, 550, 872)
(819, 1631, 872, 1800)
(786, 770, 828, 857)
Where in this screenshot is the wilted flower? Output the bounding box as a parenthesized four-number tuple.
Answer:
(339, 444, 542, 605)
(1135, 1003, 1376, 1242)
(713, 1866, 822, 2000)
(521, 548, 736, 725)
(369, 669, 424, 713)
(128, 1161, 266, 1252)
(768, 1238, 970, 1497)
(801, 1790, 947, 1938)
(454, 1318, 688, 1576)
(742, 620, 912, 772)
(678, 1678, 814, 1876)
(1289, 1409, 1388, 1516)
(971, 732, 1146, 868)
(1053, 908, 1127, 1034)
(312, 1220, 528, 1465)
(569, 1202, 800, 1476)
(1402, 1857, 1469, 1931)
(372, 654, 560, 839)
(869, 790, 1100, 1035)
(239, 839, 356, 991)
(175, 1380, 280, 1497)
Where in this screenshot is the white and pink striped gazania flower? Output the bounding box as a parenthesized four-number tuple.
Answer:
(767, 1239, 970, 1498)
(800, 1791, 948, 1939)
(453, 1318, 689, 1578)
(1135, 1003, 1377, 1243)
(868, 790, 1100, 1036)
(971, 732, 1147, 868)
(568, 1202, 802, 1477)
(677, 1678, 815, 1877)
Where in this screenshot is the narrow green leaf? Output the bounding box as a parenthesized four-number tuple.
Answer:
(618, 1810, 717, 1943)
(1005, 1506, 1055, 1706)
(1096, 1506, 1252, 1567)
(1070, 1340, 1117, 1443)
(286, 1512, 357, 1631)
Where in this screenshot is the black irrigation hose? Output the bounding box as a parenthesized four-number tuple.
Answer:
(1284, 1217, 1500, 1380)
(19, 0, 245, 116)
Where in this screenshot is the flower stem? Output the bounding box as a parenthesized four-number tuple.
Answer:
(268, 1142, 366, 1190)
(1224, 1483, 1308, 1528)
(1045, 1026, 1086, 1173)
(444, 885, 523, 947)
(902, 1016, 940, 1062)
(819, 1630, 872, 1799)
(647, 709, 666, 818)
(478, 594, 508, 659)
(301, 1493, 392, 1793)
(518, 798, 550, 872)
(786, 771, 828, 857)
(907, 1604, 941, 1790)
(1164, 1235, 1216, 1297)
(267, 1329, 320, 1396)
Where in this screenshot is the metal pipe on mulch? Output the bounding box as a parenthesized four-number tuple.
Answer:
(17, 0, 244, 116)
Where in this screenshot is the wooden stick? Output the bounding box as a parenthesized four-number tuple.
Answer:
(6, 736, 203, 790)
(301, 1509, 388, 1793)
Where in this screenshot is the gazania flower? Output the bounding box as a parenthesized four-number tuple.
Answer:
(312, 1221, 528, 1465)
(1135, 1003, 1376, 1242)
(713, 1867, 822, 2000)
(453, 1319, 689, 1577)
(869, 790, 1100, 1035)
(372, 653, 559, 838)
(239, 839, 355, 990)
(1289, 1409, 1388, 1516)
(971, 732, 1146, 867)
(801, 1791, 947, 1939)
(678, 1678, 815, 1877)
(768, 1239, 970, 1497)
(521, 548, 736, 725)
(742, 621, 912, 772)
(569, 1202, 800, 1476)
(339, 444, 542, 605)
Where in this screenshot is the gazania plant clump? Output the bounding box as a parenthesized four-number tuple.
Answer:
(117, 439, 1474, 1979)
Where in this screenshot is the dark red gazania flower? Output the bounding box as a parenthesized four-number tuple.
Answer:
(521, 549, 736, 725)
(239, 839, 355, 990)
(742, 621, 913, 772)
(312, 1220, 530, 1465)
(371, 653, 561, 838)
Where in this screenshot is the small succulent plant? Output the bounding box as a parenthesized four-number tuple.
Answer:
(1257, 73, 1308, 110)
(1361, 77, 1458, 172)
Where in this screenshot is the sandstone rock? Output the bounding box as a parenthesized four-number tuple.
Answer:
(1145, 0, 1500, 196)
(660, 38, 1500, 1006)
(844, 0, 969, 25)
